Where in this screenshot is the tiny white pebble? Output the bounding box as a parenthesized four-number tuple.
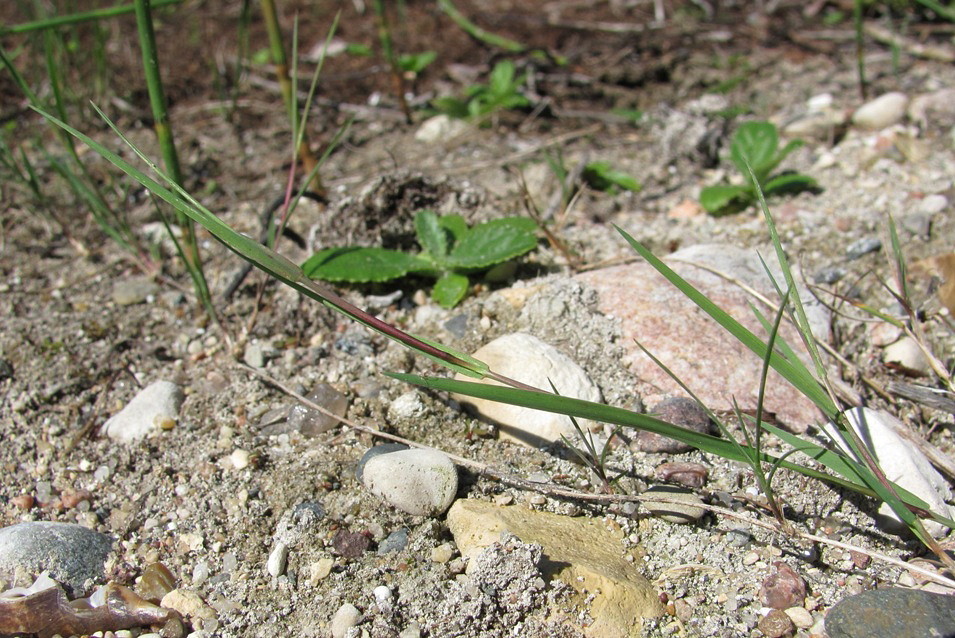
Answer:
(230, 449, 250, 470)
(267, 541, 288, 577)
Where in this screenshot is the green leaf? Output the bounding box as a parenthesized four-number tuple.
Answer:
(610, 108, 643, 125)
(449, 217, 537, 270)
(700, 184, 750, 213)
(432, 272, 469, 308)
(432, 96, 469, 119)
(398, 50, 437, 74)
(772, 139, 804, 168)
(730, 121, 778, 180)
(488, 60, 517, 95)
(439, 214, 468, 244)
(345, 42, 373, 56)
(762, 173, 817, 197)
(583, 161, 642, 193)
(302, 247, 429, 283)
(415, 210, 449, 260)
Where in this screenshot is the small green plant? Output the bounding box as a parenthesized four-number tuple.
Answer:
(432, 60, 530, 121)
(301, 210, 538, 308)
(398, 50, 437, 75)
(582, 161, 642, 194)
(700, 120, 816, 215)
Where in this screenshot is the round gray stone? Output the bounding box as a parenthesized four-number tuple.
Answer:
(0, 521, 113, 595)
(825, 588, 955, 638)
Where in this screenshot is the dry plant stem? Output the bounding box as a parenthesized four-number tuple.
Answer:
(864, 22, 955, 63)
(240, 363, 955, 590)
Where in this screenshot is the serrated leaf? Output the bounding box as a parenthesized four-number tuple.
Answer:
(449, 217, 538, 270)
(432, 272, 469, 308)
(415, 210, 448, 260)
(731, 121, 778, 180)
(762, 173, 817, 197)
(302, 247, 429, 283)
(700, 184, 750, 213)
(583, 161, 641, 192)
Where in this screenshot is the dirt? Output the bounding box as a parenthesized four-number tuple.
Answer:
(2, 1, 955, 637)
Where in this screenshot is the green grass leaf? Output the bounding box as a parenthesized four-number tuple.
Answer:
(432, 272, 469, 308)
(700, 184, 750, 213)
(398, 50, 437, 74)
(583, 161, 642, 193)
(302, 247, 430, 283)
(449, 217, 537, 269)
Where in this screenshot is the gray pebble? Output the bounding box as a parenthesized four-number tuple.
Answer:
(359, 447, 458, 516)
(642, 485, 706, 523)
(111, 277, 158, 306)
(636, 397, 711, 454)
(287, 383, 348, 436)
(725, 528, 752, 547)
(845, 237, 882, 260)
(813, 267, 847, 285)
(825, 588, 955, 638)
(0, 522, 113, 596)
(243, 342, 265, 368)
(101, 380, 183, 442)
(377, 528, 409, 555)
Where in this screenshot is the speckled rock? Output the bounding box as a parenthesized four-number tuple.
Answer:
(642, 485, 706, 523)
(760, 561, 806, 609)
(576, 244, 830, 433)
(0, 522, 113, 596)
(452, 332, 603, 447)
(101, 380, 184, 443)
(824, 407, 955, 538)
(852, 92, 909, 130)
(447, 499, 664, 638)
(635, 396, 712, 453)
(825, 588, 955, 638)
(359, 447, 458, 516)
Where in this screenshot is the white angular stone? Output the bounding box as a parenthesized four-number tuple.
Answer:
(452, 333, 602, 447)
(102, 381, 184, 443)
(361, 449, 458, 516)
(824, 408, 954, 538)
(330, 602, 362, 638)
(852, 92, 909, 130)
(883, 336, 933, 376)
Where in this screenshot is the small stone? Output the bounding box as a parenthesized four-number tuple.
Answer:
(398, 623, 422, 638)
(758, 608, 795, 637)
(636, 397, 711, 453)
(330, 602, 362, 638)
(137, 562, 176, 603)
(743, 550, 760, 566)
(846, 237, 882, 260)
(287, 383, 348, 436)
(111, 277, 158, 305)
(332, 529, 371, 558)
(0, 521, 113, 596)
(358, 447, 458, 516)
(784, 606, 813, 629)
(813, 266, 847, 285)
(883, 336, 933, 375)
(377, 528, 409, 555)
(760, 561, 806, 610)
(373, 585, 393, 613)
(825, 588, 955, 638)
(230, 449, 251, 471)
(655, 462, 708, 488)
(920, 194, 948, 215)
(388, 391, 427, 422)
(869, 322, 902, 347)
(243, 342, 265, 368)
(160, 589, 216, 621)
(852, 92, 909, 130)
(642, 485, 706, 523)
(414, 114, 468, 143)
(267, 541, 288, 577)
(10, 494, 34, 509)
(725, 528, 752, 547)
(908, 88, 955, 128)
(308, 558, 334, 584)
(430, 543, 454, 564)
(102, 381, 184, 443)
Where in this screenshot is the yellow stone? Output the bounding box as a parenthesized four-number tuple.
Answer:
(447, 499, 664, 637)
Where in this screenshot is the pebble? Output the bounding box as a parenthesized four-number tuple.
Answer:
(812, 266, 847, 285)
(725, 528, 752, 547)
(286, 383, 348, 436)
(642, 485, 706, 523)
(414, 114, 469, 143)
(852, 92, 909, 130)
(430, 543, 454, 564)
(0, 522, 112, 596)
(452, 332, 603, 447)
(636, 397, 711, 453)
(784, 606, 813, 629)
(758, 608, 795, 638)
(845, 237, 882, 260)
(760, 561, 806, 610)
(267, 541, 288, 577)
(308, 558, 334, 584)
(332, 529, 370, 558)
(230, 449, 251, 470)
(377, 528, 409, 555)
(111, 277, 158, 305)
(398, 623, 422, 638)
(160, 589, 217, 622)
(919, 194, 948, 215)
(373, 585, 393, 613)
(243, 342, 265, 368)
(883, 335, 933, 376)
(908, 87, 955, 128)
(330, 602, 362, 638)
(387, 391, 427, 422)
(825, 588, 955, 638)
(102, 380, 184, 442)
(825, 407, 954, 537)
(655, 462, 708, 488)
(358, 447, 458, 516)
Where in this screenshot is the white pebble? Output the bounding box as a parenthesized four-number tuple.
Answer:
(102, 381, 183, 442)
(883, 336, 932, 376)
(919, 194, 948, 215)
(330, 603, 362, 638)
(373, 585, 393, 613)
(360, 448, 458, 516)
(230, 449, 251, 471)
(852, 92, 909, 130)
(785, 606, 814, 629)
(267, 541, 288, 577)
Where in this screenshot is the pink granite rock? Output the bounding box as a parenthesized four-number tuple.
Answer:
(576, 244, 830, 433)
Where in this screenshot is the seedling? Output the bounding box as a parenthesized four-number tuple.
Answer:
(302, 210, 538, 308)
(432, 60, 530, 121)
(700, 120, 816, 215)
(398, 51, 436, 75)
(582, 161, 641, 194)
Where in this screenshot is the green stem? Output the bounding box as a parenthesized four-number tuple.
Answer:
(0, 0, 182, 35)
(372, 0, 411, 123)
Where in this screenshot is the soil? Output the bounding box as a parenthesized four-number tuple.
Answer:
(2, 1, 955, 637)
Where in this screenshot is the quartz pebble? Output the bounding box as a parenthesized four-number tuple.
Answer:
(267, 541, 288, 577)
(852, 92, 909, 129)
(784, 606, 813, 629)
(414, 114, 468, 143)
(102, 381, 184, 443)
(330, 602, 362, 638)
(920, 194, 948, 215)
(373, 585, 394, 613)
(286, 383, 348, 436)
(358, 447, 458, 516)
(883, 336, 932, 375)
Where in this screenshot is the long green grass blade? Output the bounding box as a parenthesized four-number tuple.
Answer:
(0, 0, 182, 35)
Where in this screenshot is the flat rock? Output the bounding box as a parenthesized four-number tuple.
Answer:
(446, 499, 664, 638)
(576, 244, 830, 433)
(359, 447, 458, 516)
(452, 332, 603, 447)
(642, 485, 706, 523)
(852, 92, 909, 130)
(0, 522, 113, 596)
(111, 277, 158, 306)
(824, 407, 955, 538)
(825, 588, 955, 638)
(101, 380, 184, 443)
(414, 114, 469, 144)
